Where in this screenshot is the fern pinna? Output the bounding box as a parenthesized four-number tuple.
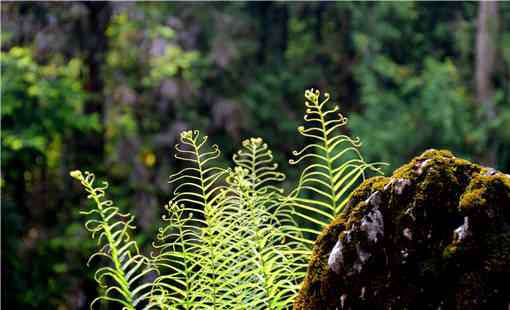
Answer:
(71, 89, 384, 309)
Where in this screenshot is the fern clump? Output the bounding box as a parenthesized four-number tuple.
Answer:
(71, 89, 385, 309)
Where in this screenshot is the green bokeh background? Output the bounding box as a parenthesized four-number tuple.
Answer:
(2, 2, 509, 309)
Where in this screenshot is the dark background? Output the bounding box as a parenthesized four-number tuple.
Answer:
(2, 2, 509, 309)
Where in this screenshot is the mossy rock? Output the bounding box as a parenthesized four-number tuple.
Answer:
(294, 150, 510, 310)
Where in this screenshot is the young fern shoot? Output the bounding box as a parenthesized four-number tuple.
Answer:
(227, 138, 305, 309)
(153, 130, 235, 309)
(232, 137, 285, 192)
(70, 171, 162, 310)
(287, 89, 386, 245)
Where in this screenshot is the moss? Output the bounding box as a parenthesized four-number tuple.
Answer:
(294, 149, 510, 310)
(294, 177, 392, 310)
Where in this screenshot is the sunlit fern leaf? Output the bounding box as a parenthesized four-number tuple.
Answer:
(169, 130, 229, 211)
(232, 138, 298, 234)
(154, 130, 244, 309)
(287, 89, 387, 245)
(155, 201, 253, 309)
(153, 135, 307, 309)
(70, 170, 163, 310)
(155, 202, 254, 309)
(152, 202, 204, 309)
(232, 137, 285, 192)
(227, 139, 307, 309)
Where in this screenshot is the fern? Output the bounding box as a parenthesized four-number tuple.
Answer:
(286, 88, 386, 245)
(70, 170, 162, 309)
(71, 89, 385, 309)
(226, 138, 305, 309)
(152, 134, 303, 309)
(232, 137, 285, 192)
(153, 130, 234, 309)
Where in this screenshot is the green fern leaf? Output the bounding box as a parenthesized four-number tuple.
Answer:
(70, 170, 163, 309)
(154, 130, 241, 309)
(226, 138, 307, 309)
(287, 89, 386, 244)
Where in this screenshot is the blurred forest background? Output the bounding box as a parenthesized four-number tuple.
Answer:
(1, 2, 510, 309)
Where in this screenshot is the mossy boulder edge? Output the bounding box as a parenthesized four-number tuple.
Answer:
(294, 149, 510, 310)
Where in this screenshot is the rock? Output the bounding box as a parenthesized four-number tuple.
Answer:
(294, 149, 510, 310)
(328, 239, 344, 274)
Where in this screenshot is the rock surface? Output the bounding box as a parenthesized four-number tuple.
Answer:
(294, 150, 510, 310)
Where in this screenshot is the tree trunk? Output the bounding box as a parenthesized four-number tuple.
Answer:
(277, 4, 288, 61)
(79, 2, 112, 167)
(475, 1, 499, 166)
(315, 3, 325, 44)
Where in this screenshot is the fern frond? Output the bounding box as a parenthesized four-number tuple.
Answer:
(232, 137, 285, 192)
(227, 139, 307, 309)
(154, 130, 241, 309)
(287, 88, 387, 242)
(152, 202, 204, 309)
(70, 170, 163, 309)
(169, 130, 229, 211)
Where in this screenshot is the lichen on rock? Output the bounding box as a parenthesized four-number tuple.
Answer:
(294, 149, 510, 310)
